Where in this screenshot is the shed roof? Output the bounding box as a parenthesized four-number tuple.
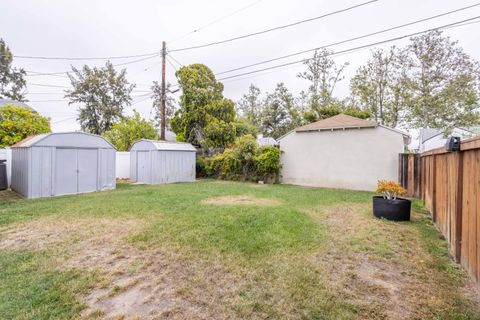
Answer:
(0, 99, 36, 112)
(12, 132, 115, 149)
(295, 114, 377, 132)
(131, 139, 196, 152)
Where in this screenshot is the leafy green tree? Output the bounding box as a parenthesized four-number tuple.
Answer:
(233, 118, 258, 137)
(0, 39, 26, 101)
(103, 111, 157, 151)
(350, 48, 395, 125)
(297, 48, 348, 116)
(0, 104, 51, 147)
(171, 64, 236, 148)
(261, 83, 295, 139)
(237, 84, 263, 128)
(303, 105, 371, 123)
(65, 61, 134, 135)
(402, 30, 480, 131)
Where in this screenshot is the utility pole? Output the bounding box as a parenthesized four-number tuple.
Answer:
(160, 41, 166, 140)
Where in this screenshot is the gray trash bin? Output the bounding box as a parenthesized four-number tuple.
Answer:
(0, 160, 7, 190)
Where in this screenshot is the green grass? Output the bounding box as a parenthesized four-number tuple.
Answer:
(0, 251, 97, 320)
(0, 180, 478, 319)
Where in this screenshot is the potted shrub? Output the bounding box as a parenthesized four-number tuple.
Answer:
(373, 180, 411, 221)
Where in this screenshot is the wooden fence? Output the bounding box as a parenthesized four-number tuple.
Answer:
(398, 153, 421, 198)
(413, 136, 480, 285)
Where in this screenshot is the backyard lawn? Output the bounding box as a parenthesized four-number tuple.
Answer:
(0, 180, 479, 319)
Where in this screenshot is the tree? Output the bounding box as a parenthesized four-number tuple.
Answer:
(261, 83, 295, 139)
(233, 118, 258, 137)
(297, 48, 348, 116)
(402, 31, 480, 131)
(0, 104, 50, 147)
(103, 111, 157, 151)
(171, 64, 236, 149)
(65, 61, 134, 135)
(151, 81, 177, 130)
(0, 39, 26, 101)
(237, 84, 263, 128)
(350, 48, 399, 126)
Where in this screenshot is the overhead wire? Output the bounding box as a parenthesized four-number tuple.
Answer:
(214, 2, 480, 76)
(168, 0, 380, 52)
(168, 0, 267, 44)
(213, 16, 480, 82)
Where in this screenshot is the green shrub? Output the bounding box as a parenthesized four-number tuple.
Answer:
(199, 135, 281, 183)
(196, 156, 207, 178)
(255, 146, 282, 182)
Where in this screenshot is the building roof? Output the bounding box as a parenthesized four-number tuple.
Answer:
(131, 139, 197, 152)
(295, 114, 378, 132)
(12, 132, 115, 149)
(278, 114, 410, 141)
(0, 99, 36, 112)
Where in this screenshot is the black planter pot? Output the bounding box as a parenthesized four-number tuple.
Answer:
(372, 196, 411, 221)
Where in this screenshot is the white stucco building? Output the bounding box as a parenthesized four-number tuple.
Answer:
(418, 127, 477, 153)
(278, 114, 409, 191)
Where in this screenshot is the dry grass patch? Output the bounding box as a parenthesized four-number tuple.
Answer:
(201, 195, 282, 206)
(0, 217, 247, 319)
(305, 204, 480, 320)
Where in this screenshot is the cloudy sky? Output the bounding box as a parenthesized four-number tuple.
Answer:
(1, 0, 480, 132)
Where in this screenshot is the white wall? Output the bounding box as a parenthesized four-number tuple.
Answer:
(116, 151, 130, 179)
(0, 148, 12, 187)
(421, 128, 474, 152)
(279, 127, 405, 191)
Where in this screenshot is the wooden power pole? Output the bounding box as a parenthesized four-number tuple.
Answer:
(160, 41, 166, 140)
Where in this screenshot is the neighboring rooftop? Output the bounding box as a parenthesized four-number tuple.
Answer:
(295, 114, 377, 132)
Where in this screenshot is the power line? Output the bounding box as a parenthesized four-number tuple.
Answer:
(27, 83, 70, 88)
(166, 56, 178, 72)
(167, 52, 183, 68)
(215, 16, 480, 82)
(168, 0, 267, 44)
(51, 116, 77, 124)
(215, 3, 480, 76)
(13, 51, 159, 61)
(169, 0, 380, 52)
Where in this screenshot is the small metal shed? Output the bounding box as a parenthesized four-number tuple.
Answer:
(11, 132, 116, 198)
(130, 139, 196, 184)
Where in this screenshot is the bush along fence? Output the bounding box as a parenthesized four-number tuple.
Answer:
(401, 136, 480, 287)
(196, 135, 281, 183)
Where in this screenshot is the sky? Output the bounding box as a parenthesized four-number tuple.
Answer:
(1, 0, 480, 134)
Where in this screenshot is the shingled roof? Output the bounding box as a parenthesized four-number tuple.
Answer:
(295, 114, 377, 132)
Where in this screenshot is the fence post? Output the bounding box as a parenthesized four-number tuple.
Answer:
(432, 156, 437, 222)
(454, 151, 463, 263)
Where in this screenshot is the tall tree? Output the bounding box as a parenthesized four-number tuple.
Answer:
(261, 83, 295, 139)
(151, 81, 177, 130)
(0, 39, 26, 101)
(0, 104, 50, 147)
(65, 61, 134, 135)
(171, 64, 236, 148)
(237, 84, 263, 128)
(297, 48, 348, 115)
(103, 111, 157, 151)
(350, 47, 404, 127)
(402, 30, 480, 131)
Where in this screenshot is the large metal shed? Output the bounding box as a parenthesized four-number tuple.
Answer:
(11, 132, 116, 198)
(130, 140, 196, 184)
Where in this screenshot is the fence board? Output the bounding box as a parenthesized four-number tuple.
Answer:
(417, 137, 480, 286)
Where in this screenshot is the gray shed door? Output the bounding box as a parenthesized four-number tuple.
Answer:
(55, 148, 77, 196)
(137, 151, 150, 183)
(77, 149, 98, 193)
(54, 148, 98, 196)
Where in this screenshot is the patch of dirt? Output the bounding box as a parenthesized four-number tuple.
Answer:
(0, 217, 244, 319)
(0, 190, 21, 203)
(201, 195, 282, 206)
